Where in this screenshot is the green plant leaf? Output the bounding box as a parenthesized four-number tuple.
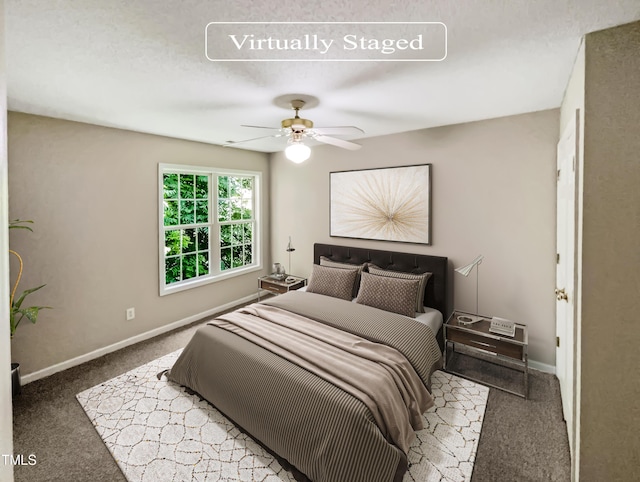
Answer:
(22, 306, 50, 324)
(9, 219, 34, 231)
(8, 219, 51, 338)
(12, 284, 46, 310)
(10, 306, 51, 337)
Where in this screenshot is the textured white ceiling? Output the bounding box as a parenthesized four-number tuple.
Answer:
(6, 1, 640, 152)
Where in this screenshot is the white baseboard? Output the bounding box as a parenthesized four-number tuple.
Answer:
(529, 359, 556, 374)
(21, 292, 260, 385)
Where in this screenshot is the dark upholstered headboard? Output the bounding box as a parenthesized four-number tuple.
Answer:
(314, 243, 448, 317)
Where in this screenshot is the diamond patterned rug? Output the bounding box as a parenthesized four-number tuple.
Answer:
(77, 350, 488, 482)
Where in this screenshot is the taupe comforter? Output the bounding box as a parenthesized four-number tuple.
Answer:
(169, 291, 443, 482)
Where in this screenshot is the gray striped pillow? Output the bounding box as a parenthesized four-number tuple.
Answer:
(319, 256, 366, 298)
(355, 272, 419, 318)
(307, 264, 358, 301)
(367, 264, 432, 313)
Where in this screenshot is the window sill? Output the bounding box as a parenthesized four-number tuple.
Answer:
(159, 264, 263, 296)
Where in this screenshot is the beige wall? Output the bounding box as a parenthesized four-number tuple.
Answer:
(271, 109, 559, 366)
(578, 21, 640, 481)
(1, 0, 15, 478)
(7, 113, 270, 375)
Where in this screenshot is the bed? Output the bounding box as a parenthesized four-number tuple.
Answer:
(169, 243, 449, 482)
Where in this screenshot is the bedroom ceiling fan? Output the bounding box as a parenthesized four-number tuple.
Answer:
(225, 99, 364, 163)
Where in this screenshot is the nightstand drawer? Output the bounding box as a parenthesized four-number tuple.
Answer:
(447, 328, 523, 360)
(260, 281, 289, 294)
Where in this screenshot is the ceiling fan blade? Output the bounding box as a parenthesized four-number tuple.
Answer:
(313, 135, 362, 150)
(312, 126, 365, 135)
(224, 134, 283, 147)
(241, 124, 282, 130)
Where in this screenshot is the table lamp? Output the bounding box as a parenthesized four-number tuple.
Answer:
(455, 255, 484, 323)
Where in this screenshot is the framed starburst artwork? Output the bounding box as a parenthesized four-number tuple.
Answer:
(330, 164, 432, 245)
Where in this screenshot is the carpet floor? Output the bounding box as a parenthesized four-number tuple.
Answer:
(12, 302, 570, 482)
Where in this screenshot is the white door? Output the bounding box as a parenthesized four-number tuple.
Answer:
(556, 111, 578, 455)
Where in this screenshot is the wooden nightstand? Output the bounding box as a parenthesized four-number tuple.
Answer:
(444, 310, 529, 398)
(257, 275, 307, 301)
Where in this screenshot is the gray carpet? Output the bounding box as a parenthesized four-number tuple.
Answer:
(12, 303, 570, 482)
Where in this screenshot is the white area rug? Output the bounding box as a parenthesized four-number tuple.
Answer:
(77, 350, 488, 482)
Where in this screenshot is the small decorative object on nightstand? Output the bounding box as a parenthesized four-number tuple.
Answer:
(257, 275, 307, 301)
(489, 316, 516, 337)
(271, 263, 286, 280)
(444, 310, 529, 398)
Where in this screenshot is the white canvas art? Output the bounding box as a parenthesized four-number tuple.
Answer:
(331, 164, 432, 244)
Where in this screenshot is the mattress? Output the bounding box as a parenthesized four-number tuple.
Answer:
(415, 307, 443, 334)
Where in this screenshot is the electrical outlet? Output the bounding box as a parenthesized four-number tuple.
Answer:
(126, 307, 135, 320)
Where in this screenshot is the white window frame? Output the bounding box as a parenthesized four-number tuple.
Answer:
(158, 163, 262, 296)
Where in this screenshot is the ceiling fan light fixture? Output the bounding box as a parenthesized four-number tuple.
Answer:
(231, 97, 363, 154)
(285, 141, 311, 163)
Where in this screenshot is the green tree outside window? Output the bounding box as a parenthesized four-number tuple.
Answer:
(162, 171, 256, 287)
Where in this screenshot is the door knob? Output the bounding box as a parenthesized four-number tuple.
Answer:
(555, 288, 568, 301)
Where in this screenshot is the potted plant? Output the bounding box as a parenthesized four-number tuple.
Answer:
(9, 219, 49, 397)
